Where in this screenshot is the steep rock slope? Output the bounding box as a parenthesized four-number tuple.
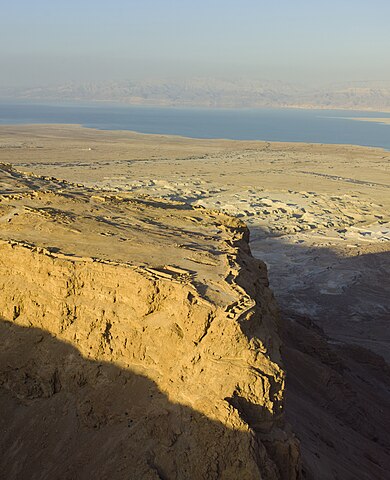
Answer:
(0, 164, 300, 479)
(281, 313, 390, 479)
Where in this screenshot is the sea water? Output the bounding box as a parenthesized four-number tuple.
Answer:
(0, 102, 389, 150)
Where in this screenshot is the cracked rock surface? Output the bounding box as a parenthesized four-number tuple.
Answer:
(0, 164, 300, 480)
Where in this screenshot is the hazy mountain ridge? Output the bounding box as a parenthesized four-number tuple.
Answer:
(2, 79, 390, 111)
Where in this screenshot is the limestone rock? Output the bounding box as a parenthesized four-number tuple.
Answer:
(0, 164, 300, 479)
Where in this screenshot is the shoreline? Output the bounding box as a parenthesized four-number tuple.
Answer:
(1, 101, 390, 151)
(0, 122, 389, 153)
(345, 116, 390, 126)
(1, 98, 390, 114)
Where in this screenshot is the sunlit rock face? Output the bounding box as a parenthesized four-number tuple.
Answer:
(0, 164, 300, 480)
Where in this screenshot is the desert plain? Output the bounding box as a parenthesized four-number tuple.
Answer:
(1, 124, 389, 357)
(0, 124, 389, 479)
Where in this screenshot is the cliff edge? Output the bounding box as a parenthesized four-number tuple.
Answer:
(0, 164, 300, 479)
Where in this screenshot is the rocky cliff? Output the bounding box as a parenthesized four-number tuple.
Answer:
(0, 164, 300, 479)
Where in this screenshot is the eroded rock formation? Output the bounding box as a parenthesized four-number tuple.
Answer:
(0, 164, 300, 479)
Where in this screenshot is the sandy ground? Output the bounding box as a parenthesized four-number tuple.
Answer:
(348, 117, 390, 125)
(1, 125, 390, 478)
(1, 124, 388, 360)
(0, 163, 250, 308)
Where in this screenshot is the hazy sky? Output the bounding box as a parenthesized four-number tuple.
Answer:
(1, 0, 389, 87)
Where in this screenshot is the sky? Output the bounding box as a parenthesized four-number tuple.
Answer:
(1, 0, 389, 87)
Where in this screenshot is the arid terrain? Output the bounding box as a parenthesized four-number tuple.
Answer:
(0, 163, 301, 479)
(0, 125, 389, 479)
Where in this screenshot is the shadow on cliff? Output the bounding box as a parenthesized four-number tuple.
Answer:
(0, 318, 296, 480)
(246, 227, 390, 479)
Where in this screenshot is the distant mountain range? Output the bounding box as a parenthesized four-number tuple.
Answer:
(1, 78, 390, 111)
